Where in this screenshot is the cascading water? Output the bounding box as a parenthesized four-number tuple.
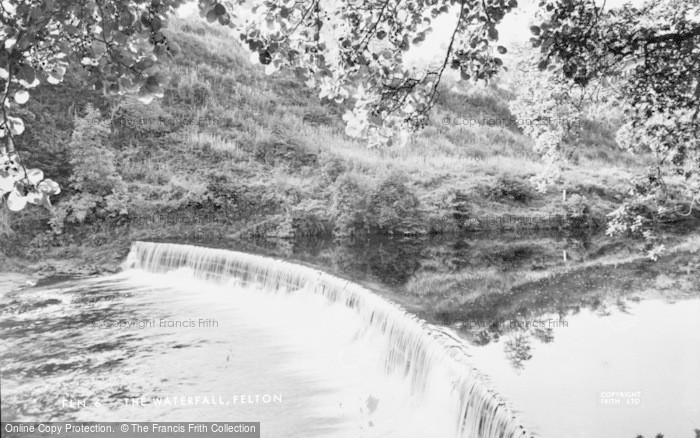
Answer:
(125, 241, 533, 438)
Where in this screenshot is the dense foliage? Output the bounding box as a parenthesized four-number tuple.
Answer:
(516, 0, 700, 256)
(1, 0, 698, 257)
(0, 0, 223, 210)
(49, 105, 129, 234)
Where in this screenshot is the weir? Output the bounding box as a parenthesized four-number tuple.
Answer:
(125, 241, 533, 438)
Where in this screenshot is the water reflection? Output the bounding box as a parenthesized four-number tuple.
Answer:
(157, 231, 699, 371)
(463, 298, 700, 438)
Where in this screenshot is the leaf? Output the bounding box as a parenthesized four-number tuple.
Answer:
(249, 51, 260, 65)
(18, 64, 37, 86)
(37, 179, 61, 195)
(264, 62, 278, 76)
(0, 175, 15, 195)
(153, 44, 167, 57)
(151, 16, 163, 31)
(258, 50, 272, 65)
(26, 168, 44, 185)
(113, 31, 128, 45)
(4, 38, 17, 51)
(137, 92, 155, 104)
(14, 90, 29, 104)
(118, 76, 133, 91)
(167, 42, 181, 56)
(119, 11, 133, 27)
(7, 190, 27, 212)
(26, 191, 44, 205)
(7, 117, 25, 135)
(144, 75, 160, 93)
(488, 27, 498, 40)
(47, 74, 60, 85)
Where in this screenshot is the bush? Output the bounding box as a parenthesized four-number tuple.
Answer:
(111, 97, 169, 139)
(331, 172, 371, 236)
(320, 156, 346, 183)
(50, 105, 129, 233)
(291, 199, 334, 237)
(479, 174, 533, 203)
(330, 172, 427, 236)
(253, 139, 317, 169)
(419, 187, 462, 233)
(174, 72, 212, 108)
(367, 173, 426, 235)
(203, 171, 286, 219)
(562, 194, 590, 228)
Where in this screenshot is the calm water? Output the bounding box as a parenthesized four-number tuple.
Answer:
(1, 234, 699, 437)
(466, 299, 700, 437)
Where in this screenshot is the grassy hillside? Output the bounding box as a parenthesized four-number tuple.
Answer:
(0, 15, 685, 272)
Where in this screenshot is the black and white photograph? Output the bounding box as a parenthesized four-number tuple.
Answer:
(1, 0, 699, 437)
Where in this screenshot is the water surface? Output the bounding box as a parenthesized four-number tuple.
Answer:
(2, 234, 699, 437)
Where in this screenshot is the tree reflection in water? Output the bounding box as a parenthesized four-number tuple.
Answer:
(503, 333, 532, 372)
(158, 231, 700, 370)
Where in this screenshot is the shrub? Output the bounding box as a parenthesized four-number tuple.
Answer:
(331, 172, 371, 236)
(253, 139, 317, 169)
(367, 173, 426, 235)
(203, 171, 286, 219)
(111, 97, 169, 139)
(291, 199, 334, 237)
(174, 71, 212, 107)
(479, 174, 533, 203)
(320, 156, 346, 183)
(50, 105, 129, 233)
(204, 172, 239, 209)
(562, 194, 590, 228)
(420, 187, 462, 233)
(331, 172, 427, 236)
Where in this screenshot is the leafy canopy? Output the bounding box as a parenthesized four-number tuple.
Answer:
(529, 0, 699, 256)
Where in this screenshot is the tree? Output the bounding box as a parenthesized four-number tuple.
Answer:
(0, 0, 219, 210)
(49, 105, 128, 234)
(506, 43, 583, 192)
(527, 0, 700, 256)
(240, 0, 517, 145)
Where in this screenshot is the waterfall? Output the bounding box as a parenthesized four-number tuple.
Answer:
(124, 241, 533, 438)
